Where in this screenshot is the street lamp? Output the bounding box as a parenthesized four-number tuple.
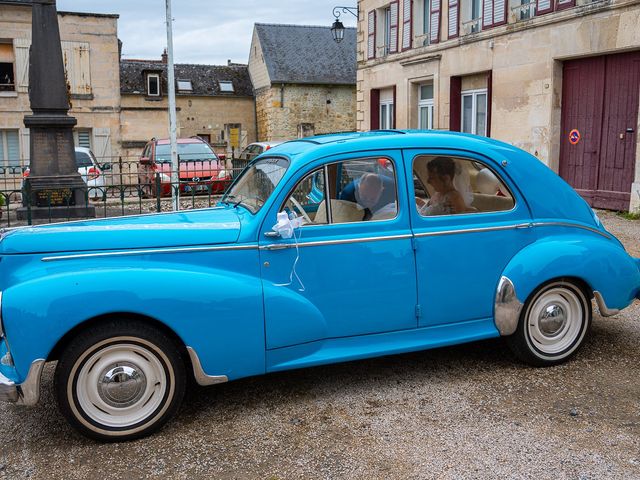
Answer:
(331, 6, 358, 43)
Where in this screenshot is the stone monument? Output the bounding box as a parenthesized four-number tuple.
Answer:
(17, 0, 95, 220)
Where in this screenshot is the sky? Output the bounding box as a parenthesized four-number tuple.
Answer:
(56, 1, 358, 65)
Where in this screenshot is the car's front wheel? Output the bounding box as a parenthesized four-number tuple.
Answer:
(506, 280, 592, 367)
(54, 320, 186, 441)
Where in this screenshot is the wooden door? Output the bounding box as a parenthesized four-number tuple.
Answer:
(560, 52, 640, 210)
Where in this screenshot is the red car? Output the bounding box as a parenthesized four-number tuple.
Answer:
(138, 137, 231, 197)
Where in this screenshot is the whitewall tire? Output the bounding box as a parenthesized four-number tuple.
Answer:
(507, 280, 592, 367)
(55, 320, 186, 441)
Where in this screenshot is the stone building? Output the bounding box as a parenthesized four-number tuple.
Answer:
(0, 0, 120, 168)
(120, 55, 256, 160)
(357, 0, 640, 211)
(248, 23, 357, 141)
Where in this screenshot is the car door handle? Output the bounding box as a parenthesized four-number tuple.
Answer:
(264, 244, 289, 251)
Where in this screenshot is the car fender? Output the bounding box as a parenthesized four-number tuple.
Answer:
(499, 234, 640, 331)
(3, 267, 265, 382)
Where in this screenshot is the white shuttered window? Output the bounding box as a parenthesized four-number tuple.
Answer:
(448, 0, 459, 38)
(13, 38, 30, 93)
(368, 11, 376, 59)
(0, 130, 21, 167)
(430, 0, 441, 44)
(402, 0, 412, 50)
(61, 41, 92, 95)
(389, 1, 399, 53)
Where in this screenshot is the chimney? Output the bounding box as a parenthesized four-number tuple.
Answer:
(228, 59, 231, 66)
(161, 49, 168, 64)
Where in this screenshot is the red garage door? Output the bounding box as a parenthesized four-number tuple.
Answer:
(560, 51, 640, 211)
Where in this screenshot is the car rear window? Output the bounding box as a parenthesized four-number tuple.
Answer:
(75, 151, 93, 168)
(155, 143, 218, 163)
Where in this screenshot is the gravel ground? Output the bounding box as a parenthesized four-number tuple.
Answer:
(0, 212, 639, 479)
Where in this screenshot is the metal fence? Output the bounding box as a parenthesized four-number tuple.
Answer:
(0, 155, 251, 228)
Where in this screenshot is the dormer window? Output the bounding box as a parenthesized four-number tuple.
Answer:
(177, 79, 192, 92)
(147, 73, 160, 96)
(218, 80, 234, 93)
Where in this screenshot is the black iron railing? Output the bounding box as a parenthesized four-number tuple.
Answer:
(0, 155, 251, 228)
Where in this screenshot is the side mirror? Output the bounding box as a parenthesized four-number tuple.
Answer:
(140, 157, 151, 165)
(101, 163, 112, 171)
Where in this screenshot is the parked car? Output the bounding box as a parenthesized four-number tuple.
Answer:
(138, 137, 231, 197)
(23, 147, 108, 200)
(237, 141, 284, 161)
(1, 131, 639, 441)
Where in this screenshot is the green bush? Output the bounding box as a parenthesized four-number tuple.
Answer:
(0, 194, 4, 208)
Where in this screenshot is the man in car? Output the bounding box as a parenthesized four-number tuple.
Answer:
(339, 173, 396, 221)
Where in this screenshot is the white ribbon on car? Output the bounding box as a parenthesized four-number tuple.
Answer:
(271, 211, 306, 292)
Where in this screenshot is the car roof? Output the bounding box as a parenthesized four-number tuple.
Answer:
(155, 138, 204, 145)
(74, 147, 92, 154)
(249, 141, 285, 148)
(265, 130, 596, 225)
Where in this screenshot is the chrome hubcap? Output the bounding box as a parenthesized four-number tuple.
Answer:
(98, 363, 147, 408)
(538, 303, 566, 337)
(73, 340, 171, 429)
(527, 285, 586, 356)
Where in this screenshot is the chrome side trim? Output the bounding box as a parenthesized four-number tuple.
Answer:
(186, 346, 228, 386)
(494, 276, 523, 336)
(414, 223, 532, 238)
(17, 359, 45, 406)
(260, 233, 413, 251)
(593, 291, 620, 317)
(0, 359, 47, 406)
(41, 244, 258, 262)
(532, 222, 612, 239)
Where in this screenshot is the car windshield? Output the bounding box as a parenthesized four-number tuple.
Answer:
(75, 151, 94, 168)
(222, 157, 289, 213)
(155, 143, 217, 163)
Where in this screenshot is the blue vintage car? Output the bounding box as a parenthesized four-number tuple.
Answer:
(1, 131, 639, 441)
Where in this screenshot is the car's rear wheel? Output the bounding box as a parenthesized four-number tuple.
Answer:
(54, 320, 186, 442)
(506, 280, 591, 367)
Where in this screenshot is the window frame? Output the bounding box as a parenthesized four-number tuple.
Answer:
(380, 99, 395, 130)
(411, 153, 517, 219)
(177, 79, 193, 92)
(280, 156, 400, 227)
(218, 80, 234, 93)
(0, 129, 21, 167)
(461, 88, 488, 136)
(418, 83, 435, 130)
(0, 61, 15, 92)
(147, 73, 161, 97)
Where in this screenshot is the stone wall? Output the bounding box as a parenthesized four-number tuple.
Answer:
(120, 94, 256, 161)
(255, 84, 356, 141)
(0, 5, 121, 165)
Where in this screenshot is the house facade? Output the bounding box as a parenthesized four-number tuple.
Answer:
(0, 1, 120, 168)
(248, 23, 357, 141)
(357, 0, 640, 211)
(120, 56, 256, 161)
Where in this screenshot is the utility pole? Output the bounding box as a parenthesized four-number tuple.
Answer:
(165, 0, 179, 211)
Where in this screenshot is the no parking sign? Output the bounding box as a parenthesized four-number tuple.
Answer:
(569, 129, 581, 145)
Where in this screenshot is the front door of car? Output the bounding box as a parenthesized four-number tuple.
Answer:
(407, 150, 535, 328)
(259, 152, 418, 350)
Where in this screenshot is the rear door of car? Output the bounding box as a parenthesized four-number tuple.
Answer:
(406, 149, 535, 328)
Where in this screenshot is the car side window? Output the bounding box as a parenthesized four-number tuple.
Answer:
(282, 157, 398, 225)
(282, 168, 328, 225)
(413, 155, 515, 217)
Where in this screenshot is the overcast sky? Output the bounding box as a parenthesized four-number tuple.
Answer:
(56, 1, 357, 65)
